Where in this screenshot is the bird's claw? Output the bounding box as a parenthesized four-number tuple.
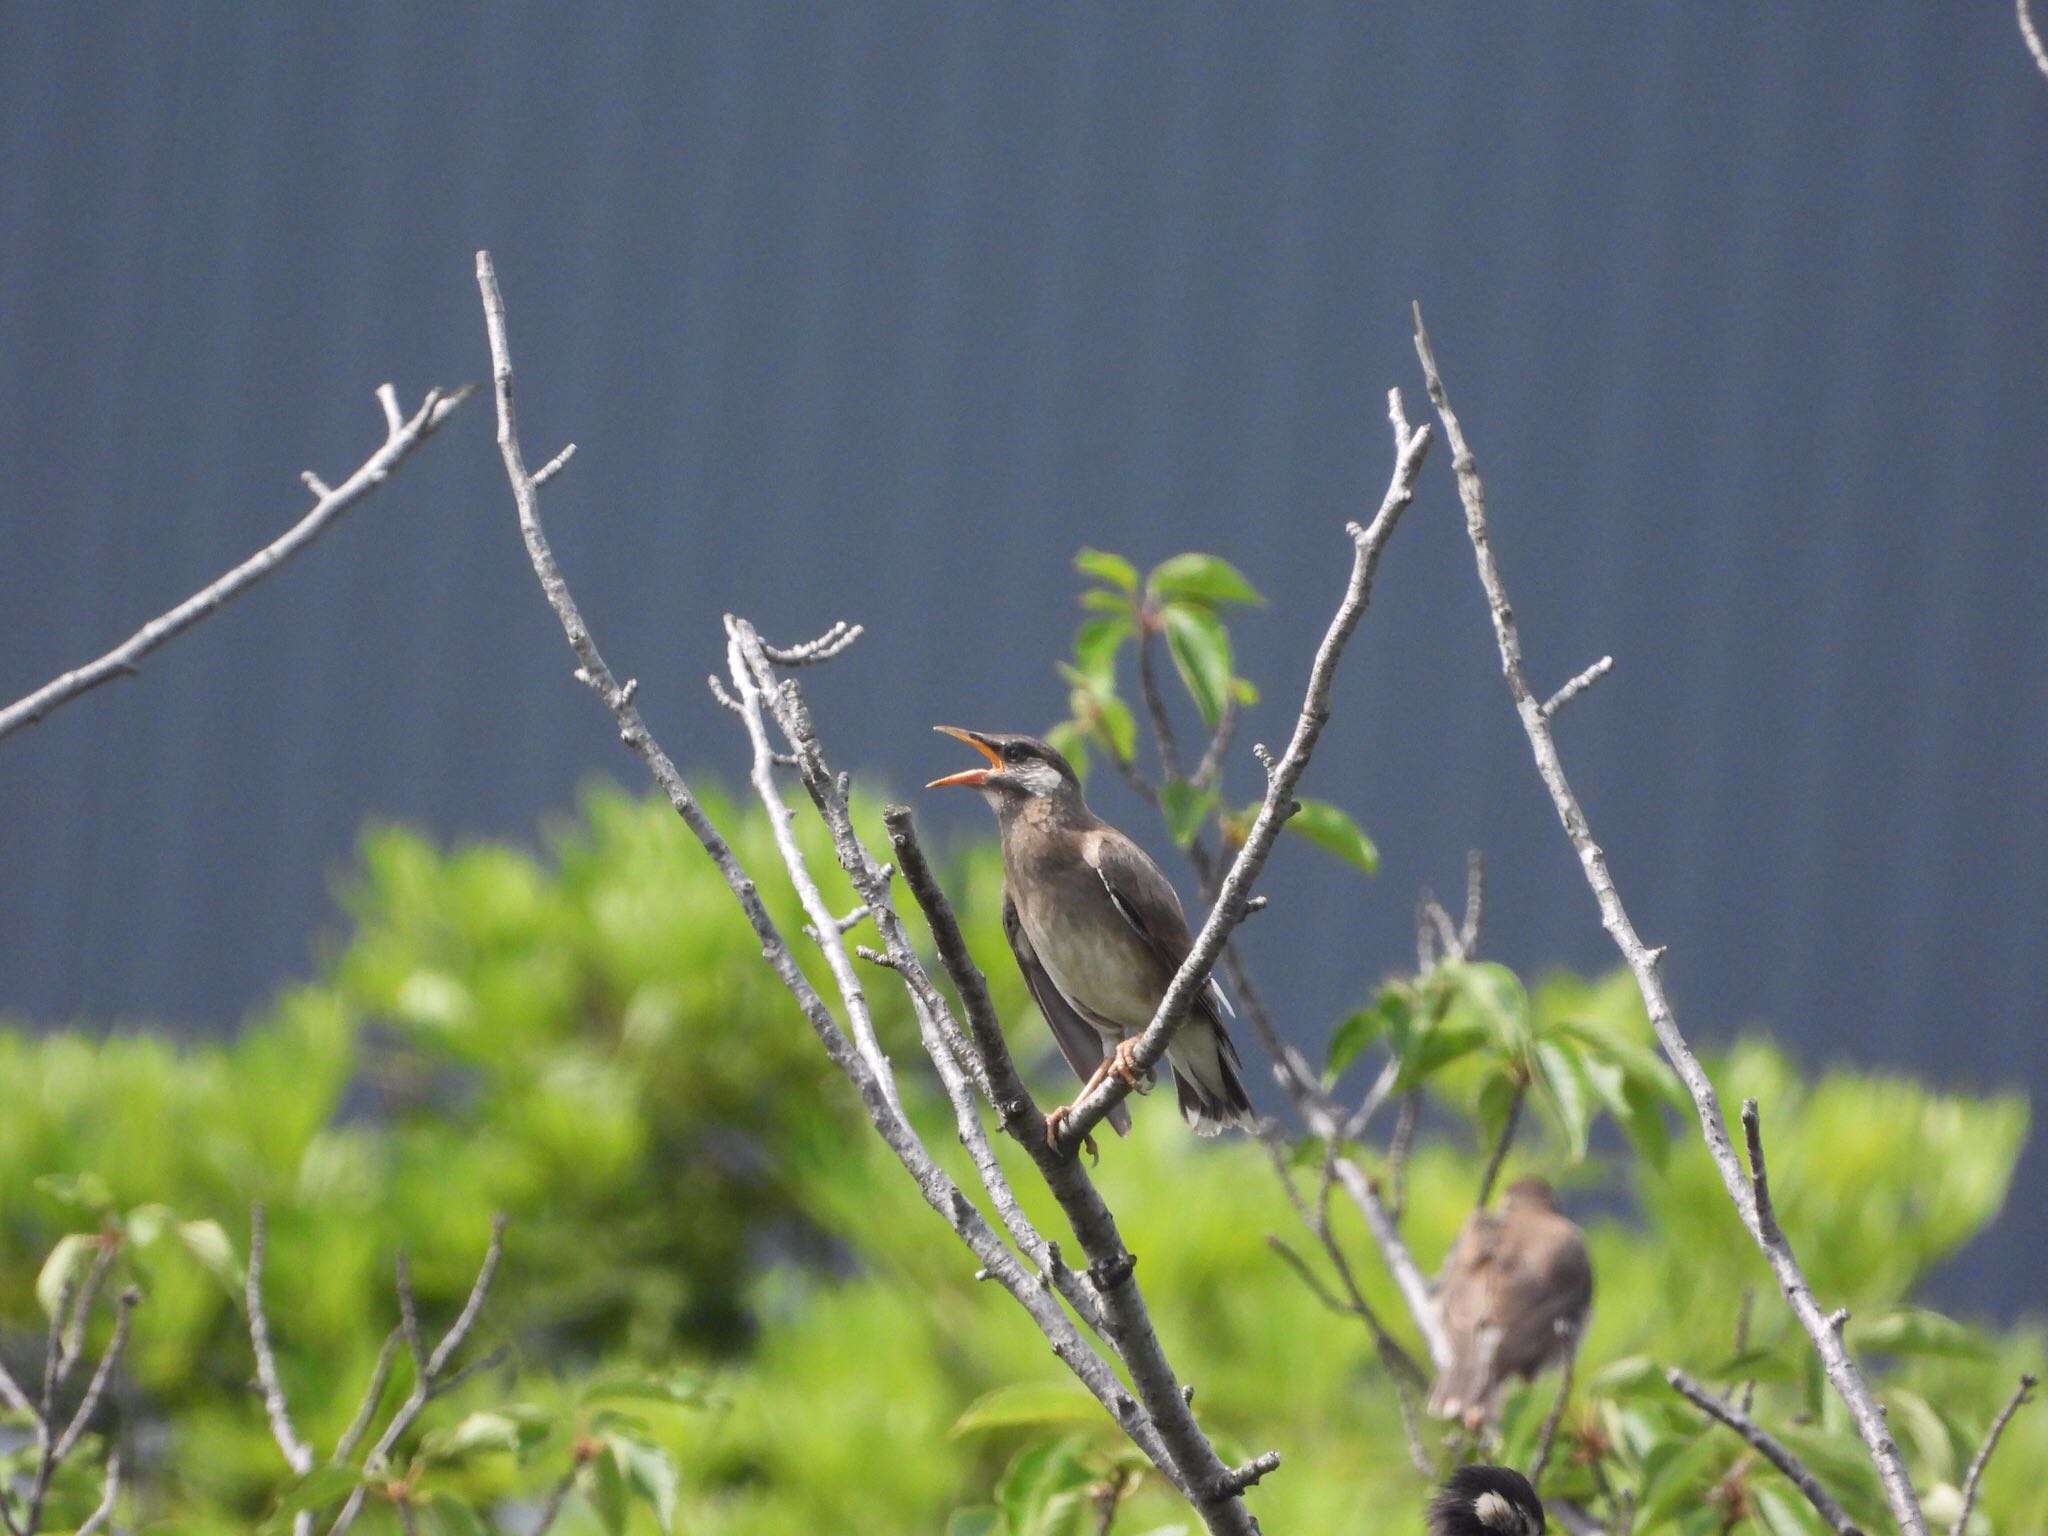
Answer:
(1043, 1105, 1100, 1164)
(1108, 1037, 1150, 1092)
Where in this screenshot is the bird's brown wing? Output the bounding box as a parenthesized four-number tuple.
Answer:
(1087, 827, 1254, 1133)
(1490, 1214, 1592, 1379)
(1086, 829, 1236, 1036)
(1428, 1211, 1508, 1419)
(1002, 894, 1131, 1136)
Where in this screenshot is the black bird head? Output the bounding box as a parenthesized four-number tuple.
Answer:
(1426, 1465, 1546, 1536)
(928, 727, 1083, 809)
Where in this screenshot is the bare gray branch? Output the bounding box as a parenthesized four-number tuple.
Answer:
(1414, 301, 1925, 1536)
(1952, 1373, 2036, 1536)
(1668, 1369, 1862, 1536)
(0, 383, 471, 743)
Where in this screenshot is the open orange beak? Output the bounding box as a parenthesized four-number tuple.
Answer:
(927, 725, 1003, 788)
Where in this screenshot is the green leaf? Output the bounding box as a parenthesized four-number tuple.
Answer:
(1146, 553, 1264, 607)
(1158, 780, 1218, 848)
(1161, 604, 1233, 727)
(1854, 1307, 1991, 1360)
(591, 1444, 629, 1535)
(1397, 1019, 1490, 1089)
(1075, 548, 1139, 593)
(1073, 616, 1131, 689)
(614, 1436, 681, 1530)
(122, 1202, 175, 1247)
(1080, 589, 1132, 615)
(1326, 1002, 1394, 1080)
(1749, 1483, 1828, 1536)
(1283, 799, 1378, 875)
(1617, 1075, 1672, 1170)
(581, 1369, 715, 1408)
(1438, 961, 1531, 1053)
(271, 1465, 366, 1522)
(995, 1438, 1093, 1536)
(951, 1381, 1102, 1437)
(946, 1509, 1002, 1536)
(176, 1217, 242, 1292)
(1586, 1355, 1668, 1398)
(34, 1172, 114, 1215)
(36, 1234, 99, 1320)
(1632, 1427, 1734, 1531)
(1533, 1038, 1594, 1160)
(1086, 695, 1138, 764)
(421, 1409, 552, 1466)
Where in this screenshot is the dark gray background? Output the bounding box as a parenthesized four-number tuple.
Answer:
(1, 4, 2042, 1316)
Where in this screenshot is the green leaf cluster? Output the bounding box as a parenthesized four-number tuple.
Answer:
(0, 790, 2037, 1534)
(1053, 550, 1375, 879)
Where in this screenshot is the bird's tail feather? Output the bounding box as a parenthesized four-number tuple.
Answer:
(1169, 1023, 1257, 1137)
(1428, 1328, 1504, 1424)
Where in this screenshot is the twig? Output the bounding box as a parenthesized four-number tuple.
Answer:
(1527, 1343, 1577, 1491)
(761, 620, 863, 666)
(1257, 1140, 1431, 1474)
(4, 1279, 140, 1536)
(1266, 1235, 1353, 1319)
(529, 1459, 584, 1536)
(1731, 1287, 1757, 1415)
(1951, 1374, 2036, 1536)
(325, 1219, 507, 1536)
(1474, 1071, 1528, 1210)
(1667, 1370, 1863, 1536)
(2021, 0, 2048, 83)
(1256, 1140, 1424, 1387)
(425, 1218, 506, 1379)
(0, 383, 472, 743)
(1136, 611, 1186, 781)
(1415, 303, 1927, 1536)
(333, 1330, 403, 1465)
(1459, 850, 1485, 956)
(729, 639, 1255, 1526)
(1418, 894, 1460, 966)
(532, 442, 577, 486)
(51, 1242, 118, 1390)
(1384, 1087, 1423, 1224)
(1051, 387, 1433, 1154)
(476, 253, 1252, 1523)
(1540, 656, 1613, 719)
(73, 1453, 120, 1536)
(1192, 695, 1240, 793)
(248, 1205, 316, 1477)
(1124, 393, 1449, 1371)
(46, 1286, 136, 1462)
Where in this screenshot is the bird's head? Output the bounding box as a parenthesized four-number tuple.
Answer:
(927, 727, 1083, 817)
(1426, 1464, 1546, 1536)
(1501, 1177, 1560, 1215)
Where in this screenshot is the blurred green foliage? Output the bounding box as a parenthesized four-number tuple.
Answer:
(0, 786, 2039, 1534)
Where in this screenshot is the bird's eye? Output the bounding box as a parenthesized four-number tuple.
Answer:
(1001, 744, 1020, 762)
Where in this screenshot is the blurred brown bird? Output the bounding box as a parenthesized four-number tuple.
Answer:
(927, 727, 1256, 1145)
(1428, 1177, 1592, 1432)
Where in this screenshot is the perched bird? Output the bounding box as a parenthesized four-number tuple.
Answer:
(1427, 1464, 1547, 1536)
(1429, 1177, 1592, 1432)
(927, 727, 1256, 1143)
